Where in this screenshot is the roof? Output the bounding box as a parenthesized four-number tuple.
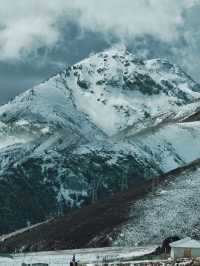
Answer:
(170, 237, 200, 248)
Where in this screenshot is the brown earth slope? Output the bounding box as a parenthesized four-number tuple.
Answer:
(1, 159, 200, 253)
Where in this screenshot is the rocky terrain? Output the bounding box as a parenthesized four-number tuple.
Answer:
(0, 47, 200, 240)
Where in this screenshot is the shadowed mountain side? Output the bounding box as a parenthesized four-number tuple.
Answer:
(1, 158, 200, 253)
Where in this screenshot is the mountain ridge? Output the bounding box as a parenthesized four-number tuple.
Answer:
(0, 47, 200, 236)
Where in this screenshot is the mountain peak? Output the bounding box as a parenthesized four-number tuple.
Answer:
(0, 48, 200, 137)
(1, 48, 200, 237)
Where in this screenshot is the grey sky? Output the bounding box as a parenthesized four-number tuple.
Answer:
(0, 0, 199, 105)
(0, 26, 111, 104)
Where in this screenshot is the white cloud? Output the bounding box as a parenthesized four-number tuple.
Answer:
(71, 0, 186, 40)
(0, 0, 196, 61)
(0, 1, 64, 60)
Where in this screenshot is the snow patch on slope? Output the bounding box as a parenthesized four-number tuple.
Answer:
(114, 167, 200, 246)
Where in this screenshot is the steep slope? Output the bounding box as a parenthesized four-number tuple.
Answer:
(0, 48, 199, 135)
(0, 48, 200, 235)
(114, 162, 200, 246)
(1, 159, 200, 252)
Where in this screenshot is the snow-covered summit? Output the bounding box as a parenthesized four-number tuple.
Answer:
(0, 48, 199, 136)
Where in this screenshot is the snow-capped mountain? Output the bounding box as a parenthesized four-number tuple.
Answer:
(1, 47, 200, 235)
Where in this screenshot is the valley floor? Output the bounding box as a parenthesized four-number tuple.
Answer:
(0, 246, 156, 266)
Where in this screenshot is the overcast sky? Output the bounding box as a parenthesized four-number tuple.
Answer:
(0, 0, 199, 105)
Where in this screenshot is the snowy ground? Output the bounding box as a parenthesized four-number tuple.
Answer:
(114, 167, 200, 246)
(0, 246, 156, 266)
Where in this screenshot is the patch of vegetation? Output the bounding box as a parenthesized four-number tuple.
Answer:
(77, 78, 90, 90)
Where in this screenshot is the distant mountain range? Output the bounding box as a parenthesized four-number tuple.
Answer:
(0, 48, 200, 246)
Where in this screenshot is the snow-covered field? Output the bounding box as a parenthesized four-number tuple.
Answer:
(0, 246, 156, 266)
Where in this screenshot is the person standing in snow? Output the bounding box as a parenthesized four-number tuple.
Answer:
(70, 254, 78, 266)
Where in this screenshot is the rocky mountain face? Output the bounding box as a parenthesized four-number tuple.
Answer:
(0, 47, 200, 235)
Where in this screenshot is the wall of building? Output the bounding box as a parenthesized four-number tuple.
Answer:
(191, 248, 200, 257)
(171, 247, 200, 259)
(171, 247, 183, 258)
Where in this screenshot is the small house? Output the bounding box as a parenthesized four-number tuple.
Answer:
(170, 237, 200, 259)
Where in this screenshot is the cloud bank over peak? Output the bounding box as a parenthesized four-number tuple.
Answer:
(71, 0, 187, 40)
(0, 0, 196, 61)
